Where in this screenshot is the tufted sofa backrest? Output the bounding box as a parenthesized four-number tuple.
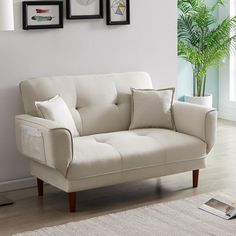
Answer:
(20, 72, 153, 136)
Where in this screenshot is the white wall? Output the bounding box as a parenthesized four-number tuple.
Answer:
(0, 0, 177, 187)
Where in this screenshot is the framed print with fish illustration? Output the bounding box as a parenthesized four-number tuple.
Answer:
(22, 1, 63, 30)
(107, 0, 130, 25)
(66, 0, 103, 19)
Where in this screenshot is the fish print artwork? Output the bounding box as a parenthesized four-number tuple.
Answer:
(32, 16, 54, 22)
(32, 8, 54, 22)
(36, 9, 50, 13)
(23, 2, 63, 30)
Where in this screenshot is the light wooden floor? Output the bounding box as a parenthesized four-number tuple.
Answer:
(1, 119, 236, 236)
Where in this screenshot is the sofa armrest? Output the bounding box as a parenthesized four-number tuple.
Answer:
(15, 114, 73, 176)
(172, 101, 217, 153)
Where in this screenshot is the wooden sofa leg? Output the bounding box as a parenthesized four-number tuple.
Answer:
(192, 170, 199, 188)
(37, 178, 44, 196)
(68, 192, 76, 212)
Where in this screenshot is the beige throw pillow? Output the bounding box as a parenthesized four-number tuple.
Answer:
(129, 88, 175, 130)
(35, 95, 79, 137)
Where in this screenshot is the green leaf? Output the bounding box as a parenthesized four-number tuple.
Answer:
(178, 0, 236, 96)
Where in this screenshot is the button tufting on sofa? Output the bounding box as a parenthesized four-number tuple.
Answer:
(15, 72, 217, 212)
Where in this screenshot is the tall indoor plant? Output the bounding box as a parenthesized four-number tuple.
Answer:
(178, 0, 236, 106)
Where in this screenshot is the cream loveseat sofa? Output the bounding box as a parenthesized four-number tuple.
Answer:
(15, 72, 217, 212)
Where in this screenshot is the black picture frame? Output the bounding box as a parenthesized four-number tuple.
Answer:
(106, 0, 130, 25)
(66, 0, 103, 20)
(22, 1, 63, 30)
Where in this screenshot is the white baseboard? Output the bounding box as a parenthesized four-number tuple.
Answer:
(0, 177, 36, 193)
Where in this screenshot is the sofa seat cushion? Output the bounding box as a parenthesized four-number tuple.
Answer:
(67, 129, 206, 180)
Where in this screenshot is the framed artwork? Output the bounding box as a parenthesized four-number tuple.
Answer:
(66, 0, 103, 19)
(107, 0, 130, 25)
(22, 1, 63, 30)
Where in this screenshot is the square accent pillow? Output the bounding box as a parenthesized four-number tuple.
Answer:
(129, 88, 175, 130)
(35, 95, 79, 137)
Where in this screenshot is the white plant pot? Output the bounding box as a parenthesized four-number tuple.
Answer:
(185, 94, 213, 108)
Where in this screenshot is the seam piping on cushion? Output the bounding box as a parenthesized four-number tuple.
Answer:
(40, 127, 73, 177)
(170, 88, 177, 131)
(41, 134, 47, 166)
(67, 156, 207, 181)
(173, 107, 216, 145)
(16, 117, 73, 176)
(204, 109, 217, 152)
(79, 110, 85, 136)
(54, 128, 74, 177)
(74, 77, 84, 136)
(16, 117, 67, 130)
(129, 88, 135, 129)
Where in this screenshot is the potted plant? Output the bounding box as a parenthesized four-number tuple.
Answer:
(178, 0, 236, 107)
